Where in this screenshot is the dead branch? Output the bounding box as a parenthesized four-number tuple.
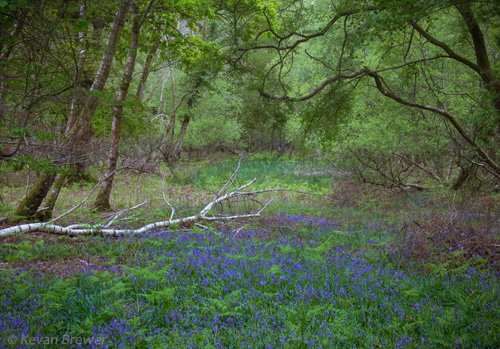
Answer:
(392, 151, 442, 184)
(104, 201, 148, 228)
(161, 174, 176, 221)
(0, 161, 281, 239)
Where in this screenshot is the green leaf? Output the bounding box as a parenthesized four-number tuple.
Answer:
(404, 287, 420, 298)
(279, 244, 296, 255)
(266, 264, 282, 276)
(75, 20, 89, 32)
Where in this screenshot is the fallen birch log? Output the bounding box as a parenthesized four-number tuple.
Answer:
(0, 157, 277, 238)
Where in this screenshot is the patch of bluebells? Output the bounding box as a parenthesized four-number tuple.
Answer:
(0, 214, 499, 348)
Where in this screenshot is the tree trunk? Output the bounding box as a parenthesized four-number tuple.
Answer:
(0, 81, 5, 121)
(0, 15, 29, 158)
(161, 65, 178, 156)
(169, 114, 190, 161)
(34, 173, 67, 221)
(455, 3, 500, 117)
(64, 0, 130, 147)
(94, 2, 143, 212)
(136, 40, 160, 100)
(67, 159, 97, 184)
(12, 172, 57, 220)
(65, 2, 88, 135)
(0, 13, 24, 120)
(64, 3, 97, 184)
(451, 166, 472, 190)
(13, 0, 130, 220)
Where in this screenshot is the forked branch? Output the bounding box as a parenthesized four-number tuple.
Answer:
(0, 161, 280, 238)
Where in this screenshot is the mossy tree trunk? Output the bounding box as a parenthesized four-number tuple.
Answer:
(12, 172, 57, 220)
(34, 173, 67, 221)
(67, 158, 98, 184)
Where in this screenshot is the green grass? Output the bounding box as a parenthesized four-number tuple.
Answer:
(191, 156, 334, 193)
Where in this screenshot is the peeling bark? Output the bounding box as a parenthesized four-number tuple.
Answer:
(94, 1, 151, 211)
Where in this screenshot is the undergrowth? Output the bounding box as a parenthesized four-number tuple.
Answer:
(1, 213, 499, 348)
(0, 156, 499, 348)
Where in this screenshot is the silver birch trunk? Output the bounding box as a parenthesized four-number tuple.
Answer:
(94, 2, 144, 211)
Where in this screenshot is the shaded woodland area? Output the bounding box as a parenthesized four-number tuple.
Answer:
(1, 0, 500, 221)
(1, 0, 500, 347)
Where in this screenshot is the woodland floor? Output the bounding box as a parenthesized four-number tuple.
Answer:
(0, 157, 499, 348)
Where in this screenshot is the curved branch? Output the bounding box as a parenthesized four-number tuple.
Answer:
(259, 56, 445, 102)
(368, 71, 500, 174)
(454, 3, 492, 75)
(409, 21, 482, 75)
(260, 67, 369, 101)
(238, 8, 374, 53)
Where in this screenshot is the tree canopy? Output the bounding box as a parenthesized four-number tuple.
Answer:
(1, 0, 499, 219)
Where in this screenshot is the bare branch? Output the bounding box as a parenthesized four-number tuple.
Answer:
(104, 201, 148, 228)
(304, 49, 336, 71)
(0, 159, 281, 238)
(392, 151, 442, 184)
(161, 174, 176, 221)
(217, 154, 246, 197)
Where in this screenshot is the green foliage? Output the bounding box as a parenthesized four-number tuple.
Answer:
(300, 82, 355, 150)
(0, 0, 28, 11)
(8, 156, 68, 175)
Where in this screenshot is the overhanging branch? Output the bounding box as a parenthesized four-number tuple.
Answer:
(259, 56, 445, 102)
(238, 8, 375, 53)
(367, 71, 500, 174)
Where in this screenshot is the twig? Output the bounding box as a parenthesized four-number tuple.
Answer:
(392, 151, 442, 184)
(217, 154, 246, 197)
(24, 164, 30, 198)
(233, 227, 245, 239)
(195, 223, 211, 230)
(161, 174, 176, 221)
(104, 201, 148, 228)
